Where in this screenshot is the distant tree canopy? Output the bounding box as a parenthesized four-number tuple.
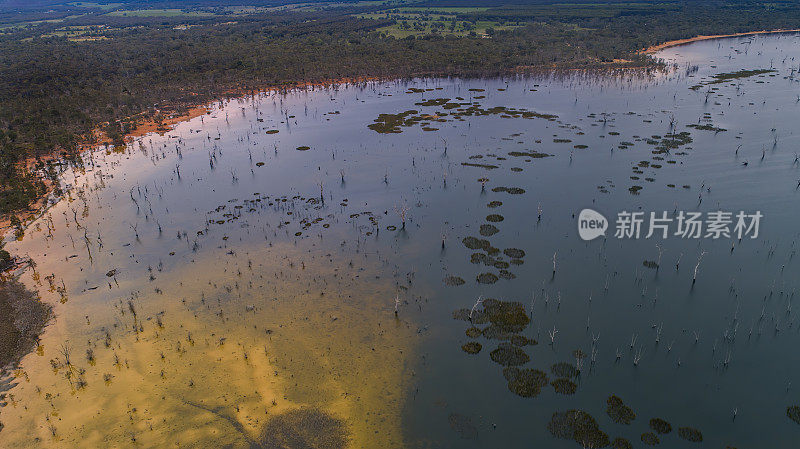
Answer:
(0, 0, 798, 215)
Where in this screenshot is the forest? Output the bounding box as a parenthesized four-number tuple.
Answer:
(1, 0, 800, 216)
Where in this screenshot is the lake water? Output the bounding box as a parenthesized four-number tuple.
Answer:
(2, 33, 800, 448)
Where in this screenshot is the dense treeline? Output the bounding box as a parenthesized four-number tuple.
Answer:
(451, 1, 800, 43)
(0, 0, 798, 216)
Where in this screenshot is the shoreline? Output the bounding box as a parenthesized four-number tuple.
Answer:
(3, 27, 797, 236)
(114, 76, 384, 141)
(0, 59, 661, 237)
(0, 77, 377, 236)
(642, 28, 800, 54)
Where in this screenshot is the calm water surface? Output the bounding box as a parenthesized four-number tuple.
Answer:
(2, 33, 800, 448)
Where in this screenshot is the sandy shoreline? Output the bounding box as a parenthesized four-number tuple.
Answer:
(642, 28, 800, 54)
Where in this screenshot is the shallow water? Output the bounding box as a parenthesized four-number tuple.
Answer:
(2, 33, 800, 448)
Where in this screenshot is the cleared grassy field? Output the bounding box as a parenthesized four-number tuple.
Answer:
(106, 9, 217, 17)
(391, 7, 491, 13)
(358, 8, 522, 37)
(37, 25, 115, 41)
(67, 2, 123, 9)
(0, 15, 84, 31)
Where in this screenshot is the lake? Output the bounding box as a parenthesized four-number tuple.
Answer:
(2, 32, 799, 448)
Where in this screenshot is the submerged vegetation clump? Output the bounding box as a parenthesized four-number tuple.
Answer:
(367, 103, 557, 134)
(414, 98, 451, 107)
(687, 123, 726, 133)
(703, 68, 776, 86)
(677, 427, 703, 442)
(482, 324, 514, 340)
(491, 187, 526, 195)
(655, 132, 693, 151)
(461, 342, 482, 354)
(649, 418, 672, 434)
(470, 252, 496, 266)
(641, 432, 660, 445)
(455, 298, 533, 350)
(606, 395, 636, 425)
(479, 224, 500, 236)
(476, 272, 499, 284)
(462, 236, 491, 251)
(503, 367, 548, 397)
(510, 335, 536, 346)
(462, 162, 499, 169)
(611, 437, 633, 449)
(475, 298, 530, 330)
(551, 378, 577, 395)
(498, 270, 516, 280)
(367, 110, 420, 133)
(490, 343, 530, 366)
(547, 409, 610, 448)
(465, 327, 482, 338)
(507, 150, 552, 158)
(503, 248, 525, 259)
(444, 275, 466, 286)
(787, 406, 800, 425)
